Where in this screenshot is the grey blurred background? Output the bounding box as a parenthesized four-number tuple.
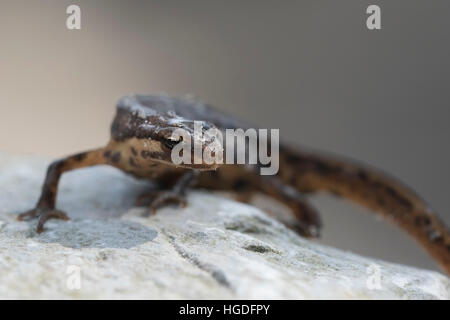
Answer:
(1, 0, 449, 272)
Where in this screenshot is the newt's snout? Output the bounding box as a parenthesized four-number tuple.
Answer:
(163, 120, 223, 170)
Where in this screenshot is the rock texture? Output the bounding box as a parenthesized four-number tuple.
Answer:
(0, 153, 448, 299)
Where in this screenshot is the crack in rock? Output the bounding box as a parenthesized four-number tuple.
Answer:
(164, 231, 231, 288)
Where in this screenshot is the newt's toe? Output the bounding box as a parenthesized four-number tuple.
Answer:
(36, 209, 70, 233)
(18, 207, 69, 233)
(17, 209, 39, 221)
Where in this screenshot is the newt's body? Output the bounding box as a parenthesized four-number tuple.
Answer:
(19, 95, 450, 274)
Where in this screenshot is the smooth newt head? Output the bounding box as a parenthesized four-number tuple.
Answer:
(111, 95, 222, 170)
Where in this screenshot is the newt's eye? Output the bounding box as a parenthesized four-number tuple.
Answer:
(162, 138, 181, 150)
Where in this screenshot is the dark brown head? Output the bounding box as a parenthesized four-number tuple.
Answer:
(112, 95, 223, 170)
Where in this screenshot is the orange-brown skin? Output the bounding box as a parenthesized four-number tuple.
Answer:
(276, 147, 450, 274)
(18, 95, 450, 275)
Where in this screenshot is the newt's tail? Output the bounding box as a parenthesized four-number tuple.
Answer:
(279, 146, 450, 274)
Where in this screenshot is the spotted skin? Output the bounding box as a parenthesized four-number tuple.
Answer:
(18, 94, 450, 275)
(274, 146, 450, 273)
(18, 149, 106, 233)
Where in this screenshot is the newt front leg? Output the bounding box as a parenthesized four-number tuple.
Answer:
(18, 149, 108, 233)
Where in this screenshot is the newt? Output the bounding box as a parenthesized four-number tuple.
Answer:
(18, 94, 450, 274)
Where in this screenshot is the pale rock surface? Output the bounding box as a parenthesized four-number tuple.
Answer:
(0, 153, 448, 299)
